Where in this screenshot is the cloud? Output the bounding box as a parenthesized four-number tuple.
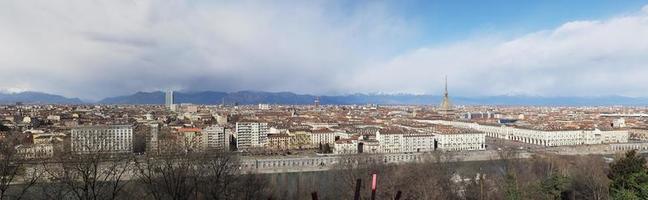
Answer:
(0, 0, 413, 100)
(1, 1, 648, 99)
(351, 5, 648, 97)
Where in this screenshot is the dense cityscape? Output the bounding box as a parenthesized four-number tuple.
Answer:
(4, 1, 648, 199)
(2, 82, 648, 199)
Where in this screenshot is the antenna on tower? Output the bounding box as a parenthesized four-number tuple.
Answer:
(444, 75, 448, 97)
(439, 75, 453, 116)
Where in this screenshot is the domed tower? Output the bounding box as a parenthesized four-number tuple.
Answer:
(439, 76, 454, 116)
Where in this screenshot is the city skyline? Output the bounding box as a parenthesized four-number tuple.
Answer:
(4, 1, 648, 199)
(2, 1, 648, 100)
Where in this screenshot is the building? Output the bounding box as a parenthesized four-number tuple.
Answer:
(267, 133, 291, 150)
(31, 132, 65, 145)
(165, 90, 174, 109)
(314, 96, 321, 108)
(185, 105, 198, 113)
(203, 125, 230, 151)
(46, 115, 61, 121)
(177, 127, 204, 152)
(236, 122, 269, 150)
(147, 123, 159, 154)
(460, 112, 496, 120)
(430, 120, 628, 147)
(402, 133, 437, 153)
(258, 104, 270, 110)
(629, 128, 648, 140)
(612, 118, 626, 128)
(70, 125, 133, 154)
(310, 128, 335, 146)
(376, 128, 405, 153)
(15, 144, 54, 159)
(438, 76, 454, 116)
(376, 127, 455, 153)
(288, 128, 313, 149)
(432, 131, 486, 151)
(215, 114, 228, 125)
(334, 138, 358, 154)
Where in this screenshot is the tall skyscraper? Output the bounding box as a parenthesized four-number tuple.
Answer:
(439, 76, 454, 115)
(314, 96, 321, 108)
(165, 90, 174, 109)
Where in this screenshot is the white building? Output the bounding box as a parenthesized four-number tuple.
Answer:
(613, 118, 626, 128)
(334, 139, 358, 154)
(203, 125, 231, 151)
(15, 144, 54, 159)
(402, 133, 436, 153)
(258, 104, 270, 110)
(236, 122, 269, 150)
(310, 128, 335, 146)
(70, 125, 133, 154)
(433, 132, 486, 151)
(376, 127, 482, 153)
(46, 115, 61, 121)
(376, 128, 405, 153)
(428, 120, 628, 147)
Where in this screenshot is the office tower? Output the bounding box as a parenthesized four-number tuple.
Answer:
(165, 90, 174, 109)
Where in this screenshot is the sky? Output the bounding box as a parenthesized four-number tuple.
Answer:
(1, 0, 648, 100)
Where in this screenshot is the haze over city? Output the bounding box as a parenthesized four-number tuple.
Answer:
(2, 1, 648, 100)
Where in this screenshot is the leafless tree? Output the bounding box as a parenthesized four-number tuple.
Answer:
(194, 151, 241, 200)
(43, 132, 134, 200)
(567, 155, 610, 200)
(134, 150, 266, 200)
(330, 152, 462, 200)
(133, 153, 198, 200)
(236, 173, 269, 200)
(0, 133, 41, 200)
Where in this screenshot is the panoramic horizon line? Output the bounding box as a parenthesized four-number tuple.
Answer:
(3, 89, 648, 103)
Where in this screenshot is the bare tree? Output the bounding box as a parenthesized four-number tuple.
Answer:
(236, 173, 269, 200)
(330, 152, 462, 200)
(569, 155, 609, 200)
(194, 151, 241, 200)
(43, 153, 133, 200)
(133, 154, 198, 200)
(0, 133, 41, 200)
(43, 131, 134, 200)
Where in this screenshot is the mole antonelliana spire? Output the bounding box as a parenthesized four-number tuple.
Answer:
(439, 75, 454, 115)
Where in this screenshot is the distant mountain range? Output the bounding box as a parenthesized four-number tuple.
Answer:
(2, 91, 648, 106)
(0, 91, 83, 104)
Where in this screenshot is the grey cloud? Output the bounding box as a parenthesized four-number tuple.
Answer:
(0, 0, 413, 100)
(1, 0, 648, 100)
(86, 33, 158, 48)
